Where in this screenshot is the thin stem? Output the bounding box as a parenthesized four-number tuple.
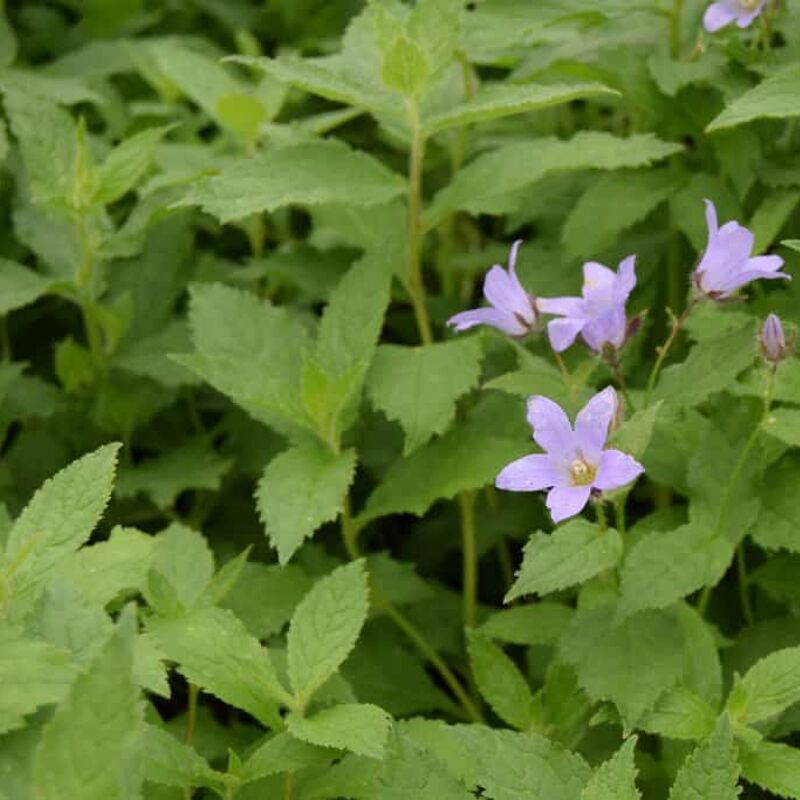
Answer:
(184, 683, 199, 800)
(595, 500, 608, 531)
(0, 317, 10, 362)
(736, 543, 755, 626)
(459, 491, 478, 630)
(610, 357, 636, 413)
(645, 300, 698, 404)
(339, 497, 482, 722)
(405, 99, 432, 346)
(670, 0, 684, 58)
(614, 494, 627, 536)
(553, 349, 577, 403)
(283, 772, 293, 800)
(497, 538, 514, 592)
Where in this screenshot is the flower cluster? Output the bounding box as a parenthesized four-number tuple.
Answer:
(448, 199, 789, 524)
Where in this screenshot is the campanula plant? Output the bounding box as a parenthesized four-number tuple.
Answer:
(1, 1, 800, 799)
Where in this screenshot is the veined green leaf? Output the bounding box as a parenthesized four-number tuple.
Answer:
(287, 703, 391, 759)
(581, 737, 640, 800)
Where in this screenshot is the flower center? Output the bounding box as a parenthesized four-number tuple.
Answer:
(741, 0, 759, 9)
(569, 458, 596, 486)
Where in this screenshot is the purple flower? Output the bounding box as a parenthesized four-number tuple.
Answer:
(760, 313, 791, 363)
(496, 387, 644, 523)
(537, 256, 637, 353)
(703, 0, 766, 32)
(447, 240, 537, 337)
(694, 199, 788, 298)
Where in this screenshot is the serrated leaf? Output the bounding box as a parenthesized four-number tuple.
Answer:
(287, 703, 391, 758)
(753, 456, 800, 553)
(0, 624, 76, 734)
(506, 519, 623, 601)
(467, 630, 534, 730)
(560, 603, 684, 727)
(1, 444, 120, 616)
(726, 646, 800, 725)
(181, 283, 312, 437)
(654, 323, 756, 406)
(177, 140, 404, 223)
(479, 602, 574, 646)
(425, 132, 682, 226)
(750, 190, 800, 253)
(424, 81, 617, 133)
(563, 170, 680, 259)
(143, 523, 214, 617)
(0, 258, 53, 315)
(287, 560, 369, 706)
(740, 740, 800, 799)
(611, 401, 663, 461)
(381, 35, 429, 96)
(764, 408, 800, 449)
(148, 606, 290, 723)
(668, 716, 739, 800)
(32, 610, 143, 800)
(256, 444, 356, 565)
(581, 737, 640, 800)
(638, 688, 717, 741)
(97, 125, 172, 205)
(707, 64, 800, 132)
(139, 724, 224, 791)
(242, 732, 333, 783)
(367, 339, 482, 454)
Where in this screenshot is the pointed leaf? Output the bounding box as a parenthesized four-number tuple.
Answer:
(581, 737, 640, 800)
(287, 703, 391, 759)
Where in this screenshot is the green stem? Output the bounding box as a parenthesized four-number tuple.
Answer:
(184, 683, 200, 800)
(283, 772, 293, 800)
(595, 500, 608, 531)
(614, 494, 627, 536)
(0, 316, 10, 362)
(645, 300, 697, 404)
(553, 349, 577, 403)
(610, 356, 636, 413)
(736, 543, 755, 626)
(405, 99, 432, 346)
(670, 0, 684, 58)
(459, 492, 478, 630)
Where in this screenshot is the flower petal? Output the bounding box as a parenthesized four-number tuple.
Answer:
(546, 485, 592, 523)
(547, 317, 585, 352)
(483, 265, 533, 324)
(581, 305, 627, 352)
(737, 1, 766, 28)
(575, 387, 618, 462)
(495, 454, 565, 492)
(447, 307, 526, 336)
(703, 2, 738, 32)
(526, 395, 576, 457)
(713, 255, 789, 294)
(696, 217, 755, 294)
(614, 255, 637, 300)
(593, 449, 644, 491)
(537, 296, 586, 317)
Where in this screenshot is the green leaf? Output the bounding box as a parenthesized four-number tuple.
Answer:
(425, 132, 682, 226)
(726, 646, 800, 725)
(287, 703, 391, 758)
(753, 457, 800, 553)
(1, 444, 120, 616)
(255, 444, 357, 565)
(0, 259, 53, 315)
(287, 560, 369, 706)
(367, 339, 483, 454)
(381, 35, 429, 96)
(740, 740, 800, 799)
(139, 724, 224, 792)
(617, 523, 733, 619)
(667, 716, 740, 800)
(242, 732, 333, 783)
(144, 523, 214, 616)
(764, 407, 800, 448)
(32, 610, 144, 800)
(479, 602, 574, 646)
(749, 190, 800, 253)
(177, 140, 405, 223)
(560, 603, 684, 727)
(707, 64, 800, 132)
(0, 624, 76, 734)
(611, 401, 663, 461)
(638, 688, 717, 741)
(181, 283, 312, 437)
(654, 323, 756, 406)
(148, 606, 291, 723)
(563, 170, 680, 259)
(466, 630, 534, 731)
(96, 125, 172, 205)
(581, 737, 640, 800)
(506, 519, 623, 602)
(116, 438, 230, 509)
(424, 82, 618, 134)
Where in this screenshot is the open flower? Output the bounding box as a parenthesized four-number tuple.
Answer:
(694, 199, 788, 298)
(703, 0, 766, 32)
(537, 256, 637, 354)
(447, 240, 537, 337)
(496, 387, 643, 523)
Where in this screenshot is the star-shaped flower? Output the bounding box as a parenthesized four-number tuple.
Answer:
(447, 240, 537, 337)
(496, 387, 643, 523)
(703, 0, 766, 32)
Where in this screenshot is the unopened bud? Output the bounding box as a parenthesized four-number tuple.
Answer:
(759, 313, 791, 364)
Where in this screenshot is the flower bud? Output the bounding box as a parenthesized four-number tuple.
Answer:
(759, 313, 790, 364)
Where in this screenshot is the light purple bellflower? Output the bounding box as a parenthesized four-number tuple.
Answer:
(703, 0, 766, 32)
(694, 199, 788, 298)
(537, 256, 637, 353)
(447, 240, 537, 337)
(760, 313, 790, 364)
(496, 387, 644, 523)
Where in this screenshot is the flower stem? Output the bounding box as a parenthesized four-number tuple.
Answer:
(610, 356, 636, 413)
(283, 772, 293, 800)
(595, 499, 608, 531)
(184, 683, 199, 800)
(670, 0, 684, 58)
(339, 496, 482, 723)
(614, 494, 627, 535)
(736, 542, 755, 626)
(406, 99, 432, 346)
(553, 349, 577, 404)
(459, 491, 478, 630)
(645, 300, 697, 404)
